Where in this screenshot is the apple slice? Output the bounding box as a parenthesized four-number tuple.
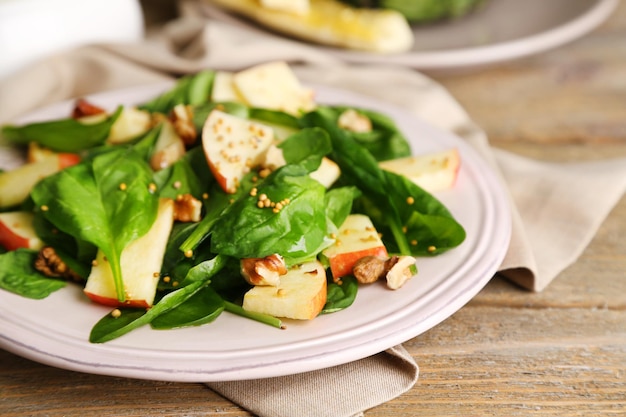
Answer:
(202, 109, 274, 194)
(83, 198, 175, 308)
(232, 61, 316, 116)
(149, 119, 186, 171)
(107, 107, 153, 145)
(211, 71, 245, 103)
(321, 214, 388, 281)
(0, 211, 43, 251)
(242, 260, 327, 320)
(378, 148, 461, 193)
(0, 154, 81, 209)
(310, 157, 341, 188)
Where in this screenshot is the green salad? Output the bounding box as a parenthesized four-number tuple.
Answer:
(0, 62, 465, 343)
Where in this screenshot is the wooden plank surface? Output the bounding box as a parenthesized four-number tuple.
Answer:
(1, 2, 625, 416)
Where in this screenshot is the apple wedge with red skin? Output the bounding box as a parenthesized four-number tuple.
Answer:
(0, 152, 81, 209)
(0, 211, 43, 251)
(378, 148, 461, 193)
(321, 214, 388, 281)
(202, 109, 274, 194)
(83, 198, 175, 309)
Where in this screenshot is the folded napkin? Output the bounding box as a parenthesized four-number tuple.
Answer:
(1, 2, 625, 416)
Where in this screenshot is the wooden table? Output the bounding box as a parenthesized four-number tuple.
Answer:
(2, 3, 625, 416)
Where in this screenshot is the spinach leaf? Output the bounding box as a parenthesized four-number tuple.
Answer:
(139, 71, 216, 113)
(211, 165, 332, 264)
(153, 158, 204, 200)
(1, 107, 123, 152)
(278, 127, 331, 172)
(359, 171, 466, 255)
(249, 108, 300, 141)
(315, 105, 411, 161)
(89, 254, 227, 343)
(30, 149, 159, 302)
(322, 276, 358, 314)
(301, 109, 465, 256)
(249, 108, 300, 129)
(324, 186, 361, 229)
(192, 101, 250, 133)
(0, 249, 66, 299)
(150, 286, 224, 329)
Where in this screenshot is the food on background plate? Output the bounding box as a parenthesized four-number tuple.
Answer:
(204, 0, 487, 53)
(0, 61, 465, 343)
(338, 0, 488, 24)
(206, 0, 414, 53)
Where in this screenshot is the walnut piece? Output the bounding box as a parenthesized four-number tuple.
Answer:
(385, 255, 416, 290)
(170, 104, 197, 145)
(337, 109, 372, 133)
(72, 98, 106, 119)
(34, 246, 83, 283)
(352, 255, 416, 290)
(173, 194, 202, 222)
(352, 256, 388, 284)
(241, 254, 288, 286)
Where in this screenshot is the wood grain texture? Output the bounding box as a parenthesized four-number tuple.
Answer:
(1, 2, 625, 416)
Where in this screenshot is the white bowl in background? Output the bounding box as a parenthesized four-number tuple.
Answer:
(0, 0, 145, 79)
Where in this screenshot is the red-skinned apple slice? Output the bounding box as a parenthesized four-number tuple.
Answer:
(321, 214, 388, 281)
(379, 148, 461, 193)
(202, 109, 274, 194)
(83, 198, 175, 308)
(0, 153, 81, 209)
(0, 212, 43, 251)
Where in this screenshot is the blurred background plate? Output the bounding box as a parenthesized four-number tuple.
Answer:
(201, 0, 619, 71)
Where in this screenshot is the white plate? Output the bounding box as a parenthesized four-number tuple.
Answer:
(0, 83, 511, 382)
(201, 0, 619, 71)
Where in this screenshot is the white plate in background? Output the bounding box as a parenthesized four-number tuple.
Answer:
(201, 0, 619, 71)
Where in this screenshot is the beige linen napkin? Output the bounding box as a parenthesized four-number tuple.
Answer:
(1, 4, 626, 415)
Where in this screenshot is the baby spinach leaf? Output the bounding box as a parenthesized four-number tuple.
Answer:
(302, 109, 465, 256)
(139, 70, 216, 113)
(153, 158, 204, 200)
(0, 249, 66, 299)
(1, 107, 123, 152)
(249, 108, 300, 129)
(322, 276, 358, 314)
(278, 127, 331, 172)
(224, 301, 283, 329)
(30, 149, 159, 302)
(150, 286, 224, 329)
(324, 186, 361, 229)
(192, 102, 249, 133)
(314, 105, 411, 161)
(211, 165, 331, 264)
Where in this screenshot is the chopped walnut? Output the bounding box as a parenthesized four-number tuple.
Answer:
(173, 194, 202, 222)
(34, 246, 83, 283)
(337, 109, 372, 133)
(71, 98, 106, 119)
(241, 254, 287, 286)
(385, 256, 416, 290)
(352, 256, 388, 284)
(170, 104, 197, 145)
(352, 255, 416, 289)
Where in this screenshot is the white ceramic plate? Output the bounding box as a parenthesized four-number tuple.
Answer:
(0, 83, 511, 382)
(201, 0, 619, 70)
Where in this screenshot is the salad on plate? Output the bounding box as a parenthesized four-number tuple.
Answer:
(0, 61, 465, 344)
